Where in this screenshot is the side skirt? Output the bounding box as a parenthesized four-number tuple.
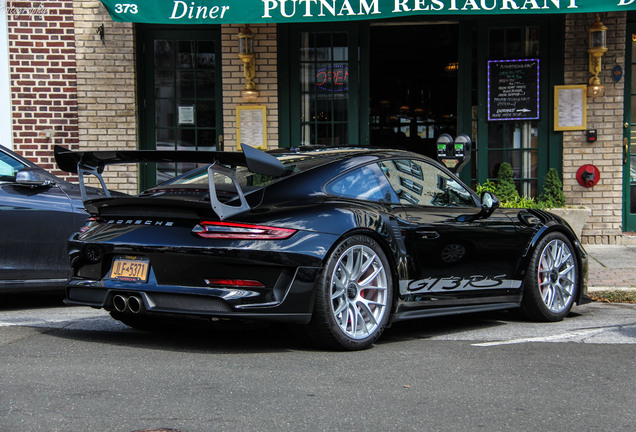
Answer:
(390, 302, 521, 323)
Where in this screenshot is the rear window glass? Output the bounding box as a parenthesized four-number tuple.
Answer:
(326, 163, 399, 203)
(162, 152, 349, 189)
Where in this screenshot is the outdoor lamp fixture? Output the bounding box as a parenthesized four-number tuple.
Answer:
(237, 25, 259, 99)
(587, 14, 608, 98)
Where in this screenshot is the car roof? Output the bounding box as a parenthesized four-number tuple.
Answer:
(269, 146, 435, 167)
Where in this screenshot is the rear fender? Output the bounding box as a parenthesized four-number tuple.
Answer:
(321, 212, 409, 314)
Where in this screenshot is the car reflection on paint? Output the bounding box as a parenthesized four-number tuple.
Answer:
(55, 145, 589, 350)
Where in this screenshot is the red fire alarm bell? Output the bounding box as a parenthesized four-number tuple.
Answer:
(576, 164, 600, 188)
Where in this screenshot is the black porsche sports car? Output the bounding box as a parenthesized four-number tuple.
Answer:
(55, 145, 588, 350)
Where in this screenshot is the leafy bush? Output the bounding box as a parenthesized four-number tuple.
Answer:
(538, 167, 566, 208)
(494, 163, 520, 203)
(475, 179, 496, 196)
(500, 195, 537, 208)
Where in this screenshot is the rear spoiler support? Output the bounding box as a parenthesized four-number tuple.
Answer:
(78, 164, 110, 201)
(54, 144, 285, 221)
(207, 162, 251, 220)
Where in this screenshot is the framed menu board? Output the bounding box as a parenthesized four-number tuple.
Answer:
(554, 85, 587, 131)
(487, 59, 540, 121)
(236, 105, 267, 150)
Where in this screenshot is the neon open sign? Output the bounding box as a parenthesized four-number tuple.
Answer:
(316, 65, 348, 92)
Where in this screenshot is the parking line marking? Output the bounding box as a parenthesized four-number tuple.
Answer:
(472, 328, 607, 347)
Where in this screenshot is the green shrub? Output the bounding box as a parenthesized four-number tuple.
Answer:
(538, 167, 566, 208)
(494, 162, 520, 203)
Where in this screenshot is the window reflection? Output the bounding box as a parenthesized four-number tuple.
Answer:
(381, 159, 474, 207)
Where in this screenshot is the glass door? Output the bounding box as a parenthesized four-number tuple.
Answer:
(624, 23, 636, 231)
(139, 27, 223, 189)
(284, 23, 368, 147)
(471, 17, 563, 198)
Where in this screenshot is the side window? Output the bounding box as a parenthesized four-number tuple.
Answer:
(326, 163, 399, 203)
(380, 159, 475, 207)
(0, 152, 26, 182)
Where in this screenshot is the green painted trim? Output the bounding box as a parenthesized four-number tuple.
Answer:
(457, 20, 473, 184)
(277, 25, 292, 148)
(546, 15, 564, 180)
(476, 19, 489, 185)
(624, 21, 635, 231)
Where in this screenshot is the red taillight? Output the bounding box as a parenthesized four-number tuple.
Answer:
(192, 221, 296, 240)
(204, 279, 265, 288)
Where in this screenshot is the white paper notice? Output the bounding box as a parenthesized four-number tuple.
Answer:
(557, 88, 584, 128)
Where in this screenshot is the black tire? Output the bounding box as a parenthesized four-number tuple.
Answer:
(306, 235, 393, 350)
(521, 232, 578, 322)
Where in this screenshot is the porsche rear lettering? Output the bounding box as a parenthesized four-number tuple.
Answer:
(407, 275, 521, 293)
(107, 219, 174, 226)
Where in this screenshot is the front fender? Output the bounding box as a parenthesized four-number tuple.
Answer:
(518, 210, 588, 304)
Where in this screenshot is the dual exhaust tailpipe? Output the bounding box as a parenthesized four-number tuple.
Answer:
(113, 294, 143, 314)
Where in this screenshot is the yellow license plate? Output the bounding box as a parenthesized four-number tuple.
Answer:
(110, 257, 149, 282)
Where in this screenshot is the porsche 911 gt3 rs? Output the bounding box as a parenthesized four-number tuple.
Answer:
(55, 145, 589, 350)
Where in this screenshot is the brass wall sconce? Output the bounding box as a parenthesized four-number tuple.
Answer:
(587, 14, 607, 98)
(237, 25, 259, 99)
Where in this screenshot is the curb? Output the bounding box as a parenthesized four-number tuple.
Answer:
(588, 286, 636, 292)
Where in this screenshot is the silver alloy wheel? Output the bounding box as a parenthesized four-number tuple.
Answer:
(330, 244, 389, 340)
(537, 239, 576, 313)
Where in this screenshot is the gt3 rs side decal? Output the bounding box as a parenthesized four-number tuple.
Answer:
(404, 275, 522, 295)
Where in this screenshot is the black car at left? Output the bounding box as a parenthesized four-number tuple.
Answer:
(0, 145, 100, 293)
(55, 145, 589, 350)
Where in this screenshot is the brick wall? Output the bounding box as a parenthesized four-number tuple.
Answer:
(563, 12, 625, 244)
(72, 0, 138, 194)
(221, 24, 279, 151)
(8, 0, 78, 179)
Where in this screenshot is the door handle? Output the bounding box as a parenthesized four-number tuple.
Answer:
(624, 138, 629, 165)
(417, 230, 440, 240)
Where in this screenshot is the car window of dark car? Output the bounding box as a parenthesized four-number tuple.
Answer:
(379, 159, 475, 207)
(325, 163, 399, 203)
(0, 151, 27, 182)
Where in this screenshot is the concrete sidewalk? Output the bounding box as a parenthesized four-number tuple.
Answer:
(585, 244, 636, 291)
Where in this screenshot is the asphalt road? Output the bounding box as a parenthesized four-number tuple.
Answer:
(1, 294, 635, 432)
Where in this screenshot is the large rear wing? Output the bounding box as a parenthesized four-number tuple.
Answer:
(54, 144, 286, 220)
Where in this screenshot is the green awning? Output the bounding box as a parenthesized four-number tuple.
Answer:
(101, 0, 636, 24)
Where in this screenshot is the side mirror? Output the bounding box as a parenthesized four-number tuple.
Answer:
(480, 192, 500, 218)
(15, 167, 55, 188)
(456, 192, 500, 222)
